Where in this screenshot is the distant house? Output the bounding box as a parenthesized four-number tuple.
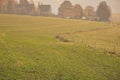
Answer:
(38, 4, 52, 16)
(16, 0, 35, 15)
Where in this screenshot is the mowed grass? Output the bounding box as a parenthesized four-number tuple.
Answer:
(0, 14, 120, 80)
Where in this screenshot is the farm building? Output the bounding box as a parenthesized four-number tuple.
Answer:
(17, 0, 35, 15)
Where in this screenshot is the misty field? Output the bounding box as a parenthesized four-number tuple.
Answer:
(0, 14, 120, 80)
(59, 24, 120, 56)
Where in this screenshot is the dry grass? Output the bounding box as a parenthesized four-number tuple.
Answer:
(61, 25, 120, 57)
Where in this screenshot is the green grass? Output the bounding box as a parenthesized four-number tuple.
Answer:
(0, 14, 120, 80)
(61, 24, 120, 56)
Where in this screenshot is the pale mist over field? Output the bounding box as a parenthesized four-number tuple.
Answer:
(29, 0, 120, 14)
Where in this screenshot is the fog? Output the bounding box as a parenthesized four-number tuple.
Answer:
(28, 0, 120, 14)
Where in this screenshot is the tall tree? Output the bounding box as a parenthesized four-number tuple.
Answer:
(58, 0, 73, 18)
(7, 0, 16, 14)
(97, 1, 111, 21)
(0, 0, 8, 13)
(73, 4, 83, 19)
(19, 0, 29, 15)
(84, 6, 96, 20)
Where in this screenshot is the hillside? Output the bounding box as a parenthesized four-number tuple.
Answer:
(59, 25, 120, 57)
(0, 14, 120, 80)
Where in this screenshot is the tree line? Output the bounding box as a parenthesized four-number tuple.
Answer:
(58, 0, 111, 21)
(0, 0, 111, 22)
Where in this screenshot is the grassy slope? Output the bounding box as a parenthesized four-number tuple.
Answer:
(61, 25, 120, 56)
(0, 14, 120, 80)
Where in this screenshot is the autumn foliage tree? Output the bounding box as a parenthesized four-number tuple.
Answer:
(58, 0, 73, 18)
(73, 4, 83, 19)
(84, 6, 96, 20)
(58, 1, 83, 19)
(97, 1, 111, 21)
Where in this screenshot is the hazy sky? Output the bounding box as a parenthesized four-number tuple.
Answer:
(27, 0, 120, 14)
